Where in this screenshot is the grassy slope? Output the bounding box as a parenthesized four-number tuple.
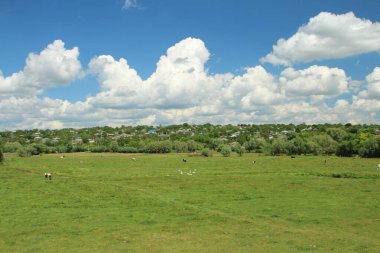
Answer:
(0, 153, 380, 252)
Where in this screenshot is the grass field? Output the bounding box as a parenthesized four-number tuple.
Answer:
(1, 153, 380, 252)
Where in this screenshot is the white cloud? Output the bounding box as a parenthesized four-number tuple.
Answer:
(0, 37, 379, 129)
(89, 37, 220, 109)
(280, 65, 348, 97)
(122, 0, 139, 10)
(223, 66, 284, 109)
(0, 40, 83, 98)
(359, 67, 380, 99)
(261, 12, 380, 66)
(88, 55, 142, 91)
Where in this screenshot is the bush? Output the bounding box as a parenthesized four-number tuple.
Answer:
(110, 141, 119, 153)
(17, 147, 32, 157)
(187, 140, 198, 152)
(285, 136, 308, 155)
(89, 146, 108, 153)
(311, 134, 337, 155)
(3, 142, 23, 153)
(0, 149, 4, 163)
(144, 141, 172, 153)
(72, 145, 87, 152)
(117, 146, 138, 153)
(220, 145, 232, 157)
(265, 135, 287, 155)
(173, 141, 188, 153)
(244, 134, 266, 153)
(201, 148, 213, 157)
(336, 141, 355, 157)
(358, 137, 380, 158)
(235, 145, 245, 157)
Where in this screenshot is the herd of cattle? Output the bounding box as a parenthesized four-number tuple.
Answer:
(42, 156, 380, 180)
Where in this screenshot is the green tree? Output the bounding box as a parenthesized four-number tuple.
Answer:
(267, 135, 287, 155)
(285, 136, 308, 155)
(235, 145, 245, 156)
(358, 137, 380, 158)
(244, 134, 266, 153)
(336, 140, 355, 157)
(311, 134, 337, 155)
(326, 127, 348, 142)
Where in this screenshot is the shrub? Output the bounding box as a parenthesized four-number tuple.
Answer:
(173, 141, 188, 153)
(244, 134, 266, 153)
(266, 135, 287, 155)
(117, 146, 138, 153)
(358, 137, 380, 158)
(311, 134, 337, 155)
(144, 141, 172, 153)
(201, 148, 213, 157)
(72, 145, 87, 152)
(17, 147, 32, 157)
(187, 140, 198, 152)
(220, 145, 232, 157)
(3, 142, 23, 153)
(235, 145, 245, 157)
(0, 149, 4, 163)
(336, 141, 355, 157)
(89, 146, 108, 153)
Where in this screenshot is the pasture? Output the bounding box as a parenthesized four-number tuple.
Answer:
(0, 153, 380, 252)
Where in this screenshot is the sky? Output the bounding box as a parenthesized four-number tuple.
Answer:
(0, 0, 379, 130)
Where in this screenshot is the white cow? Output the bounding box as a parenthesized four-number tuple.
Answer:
(44, 172, 52, 180)
(377, 164, 380, 170)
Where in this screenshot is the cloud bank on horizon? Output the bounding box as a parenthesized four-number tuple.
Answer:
(0, 11, 379, 129)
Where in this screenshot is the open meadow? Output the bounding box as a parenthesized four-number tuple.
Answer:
(1, 153, 380, 252)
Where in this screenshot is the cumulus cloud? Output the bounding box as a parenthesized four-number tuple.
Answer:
(280, 65, 348, 97)
(88, 55, 142, 91)
(0, 37, 379, 129)
(223, 66, 283, 109)
(261, 12, 380, 66)
(89, 38, 221, 109)
(0, 40, 83, 98)
(359, 67, 380, 99)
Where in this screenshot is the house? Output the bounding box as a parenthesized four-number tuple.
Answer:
(146, 129, 157, 134)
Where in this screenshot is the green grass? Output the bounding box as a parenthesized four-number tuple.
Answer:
(1, 153, 380, 252)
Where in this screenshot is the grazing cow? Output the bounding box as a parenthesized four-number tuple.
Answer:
(131, 157, 136, 161)
(377, 164, 380, 170)
(252, 161, 256, 165)
(44, 172, 52, 180)
(182, 159, 187, 163)
(291, 156, 295, 158)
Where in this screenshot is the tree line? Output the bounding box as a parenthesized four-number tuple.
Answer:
(0, 123, 379, 159)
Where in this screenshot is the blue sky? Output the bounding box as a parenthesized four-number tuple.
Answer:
(0, 0, 379, 129)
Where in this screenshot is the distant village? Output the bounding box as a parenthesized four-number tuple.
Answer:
(0, 123, 379, 158)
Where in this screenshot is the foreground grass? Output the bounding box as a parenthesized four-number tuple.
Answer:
(1, 153, 380, 252)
